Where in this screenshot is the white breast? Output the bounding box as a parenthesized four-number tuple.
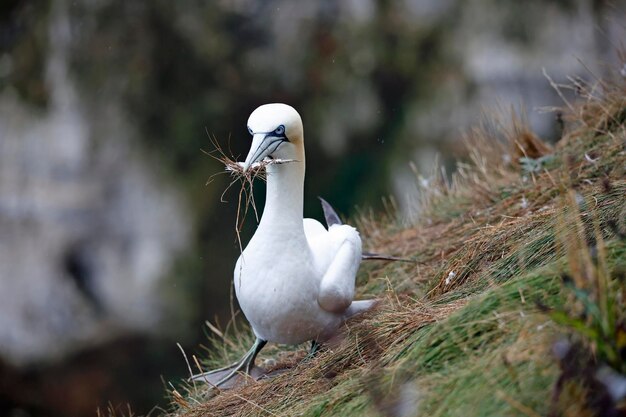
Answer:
(234, 226, 342, 344)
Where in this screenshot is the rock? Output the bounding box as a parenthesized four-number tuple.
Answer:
(0, 0, 190, 367)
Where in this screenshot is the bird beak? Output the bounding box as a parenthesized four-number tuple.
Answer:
(243, 133, 285, 171)
(243, 133, 268, 171)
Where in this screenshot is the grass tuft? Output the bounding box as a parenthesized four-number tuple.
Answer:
(164, 63, 626, 417)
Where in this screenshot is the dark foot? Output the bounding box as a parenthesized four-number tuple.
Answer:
(304, 340, 322, 361)
(190, 338, 267, 388)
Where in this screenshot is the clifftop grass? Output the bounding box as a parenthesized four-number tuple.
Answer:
(163, 71, 625, 417)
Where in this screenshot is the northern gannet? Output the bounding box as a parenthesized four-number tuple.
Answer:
(193, 103, 383, 387)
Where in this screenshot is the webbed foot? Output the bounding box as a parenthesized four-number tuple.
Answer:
(189, 338, 267, 389)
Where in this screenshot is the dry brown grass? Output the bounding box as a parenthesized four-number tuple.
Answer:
(202, 133, 297, 251)
(175, 301, 458, 417)
(166, 68, 626, 417)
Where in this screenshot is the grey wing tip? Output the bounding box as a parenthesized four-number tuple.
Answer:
(318, 196, 343, 227)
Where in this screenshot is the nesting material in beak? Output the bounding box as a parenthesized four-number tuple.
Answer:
(243, 133, 288, 171)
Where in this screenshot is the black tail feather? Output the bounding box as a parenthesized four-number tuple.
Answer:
(318, 196, 342, 227)
(362, 251, 415, 263)
(317, 197, 413, 263)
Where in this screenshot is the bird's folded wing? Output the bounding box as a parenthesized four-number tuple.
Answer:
(317, 228, 361, 313)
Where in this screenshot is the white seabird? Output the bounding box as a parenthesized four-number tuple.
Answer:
(193, 103, 404, 387)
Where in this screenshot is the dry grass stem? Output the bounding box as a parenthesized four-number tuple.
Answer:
(202, 132, 296, 255)
(170, 65, 626, 417)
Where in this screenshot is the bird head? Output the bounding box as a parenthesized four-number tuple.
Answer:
(243, 103, 303, 171)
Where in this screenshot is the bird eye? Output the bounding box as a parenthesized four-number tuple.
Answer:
(274, 125, 285, 135)
(247, 126, 253, 135)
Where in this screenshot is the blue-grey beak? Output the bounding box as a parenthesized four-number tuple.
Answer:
(243, 133, 286, 171)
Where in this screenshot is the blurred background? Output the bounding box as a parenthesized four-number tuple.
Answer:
(0, 0, 623, 415)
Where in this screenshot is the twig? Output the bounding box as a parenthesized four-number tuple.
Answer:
(206, 320, 238, 350)
(542, 68, 577, 116)
(177, 342, 196, 391)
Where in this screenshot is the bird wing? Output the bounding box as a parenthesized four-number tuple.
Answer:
(318, 196, 342, 227)
(315, 225, 362, 314)
(318, 197, 414, 263)
(303, 217, 328, 240)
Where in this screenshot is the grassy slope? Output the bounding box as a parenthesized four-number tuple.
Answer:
(167, 75, 625, 417)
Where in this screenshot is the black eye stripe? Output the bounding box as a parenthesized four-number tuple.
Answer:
(249, 125, 290, 142)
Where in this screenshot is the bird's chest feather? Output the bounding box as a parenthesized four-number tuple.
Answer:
(234, 233, 319, 320)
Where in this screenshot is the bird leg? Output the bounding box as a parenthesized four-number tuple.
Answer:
(303, 340, 322, 362)
(310, 340, 321, 355)
(190, 338, 267, 387)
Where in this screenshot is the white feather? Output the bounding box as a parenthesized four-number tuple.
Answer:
(234, 104, 373, 346)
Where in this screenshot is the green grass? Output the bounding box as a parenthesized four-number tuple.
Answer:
(157, 70, 626, 417)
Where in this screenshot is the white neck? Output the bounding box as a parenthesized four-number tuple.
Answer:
(258, 151, 305, 233)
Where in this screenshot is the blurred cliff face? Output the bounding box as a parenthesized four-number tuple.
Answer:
(0, 0, 622, 415)
(0, 1, 192, 415)
(0, 1, 190, 367)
